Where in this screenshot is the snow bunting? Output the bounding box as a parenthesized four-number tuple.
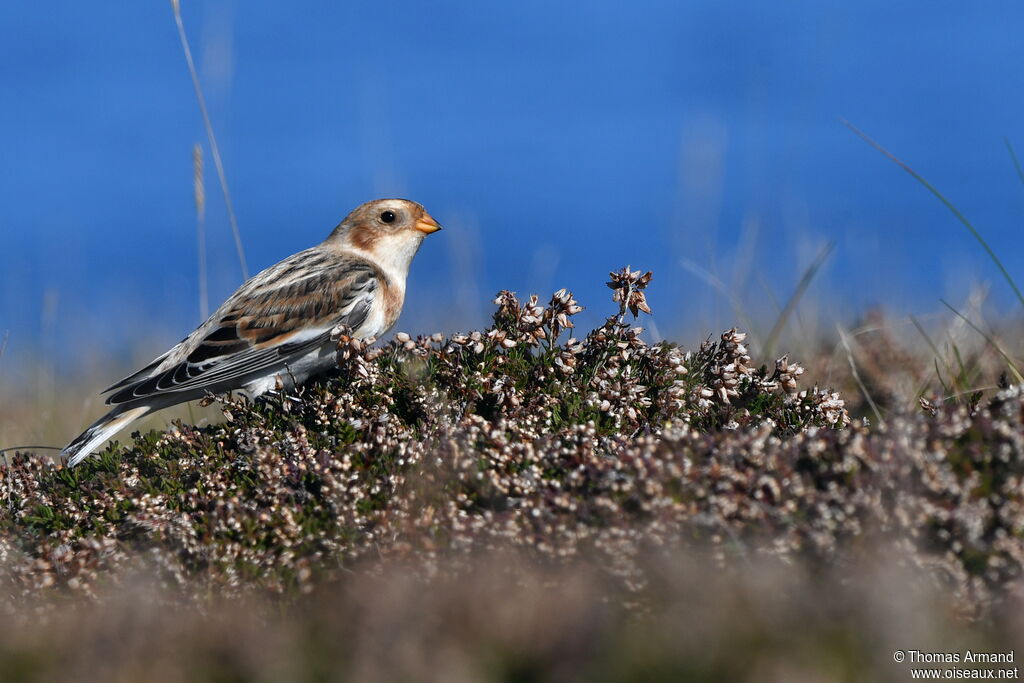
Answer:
(62, 198, 441, 467)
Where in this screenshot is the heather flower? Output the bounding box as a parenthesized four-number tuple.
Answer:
(4, 265, 1015, 628)
(607, 266, 653, 318)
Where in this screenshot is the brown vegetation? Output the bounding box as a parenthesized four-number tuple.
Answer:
(1, 269, 1021, 680)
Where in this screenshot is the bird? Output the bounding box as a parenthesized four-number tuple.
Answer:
(62, 198, 441, 467)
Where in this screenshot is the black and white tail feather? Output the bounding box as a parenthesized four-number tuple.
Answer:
(63, 405, 154, 467)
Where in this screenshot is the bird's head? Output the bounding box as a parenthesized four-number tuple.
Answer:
(325, 198, 441, 278)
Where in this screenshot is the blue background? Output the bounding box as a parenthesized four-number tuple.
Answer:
(2, 1, 1022, 364)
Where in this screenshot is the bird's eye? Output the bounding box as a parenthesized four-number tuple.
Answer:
(380, 210, 396, 224)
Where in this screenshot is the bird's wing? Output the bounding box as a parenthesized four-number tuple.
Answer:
(102, 345, 182, 394)
(104, 249, 382, 405)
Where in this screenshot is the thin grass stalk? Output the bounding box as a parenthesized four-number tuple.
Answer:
(171, 0, 248, 279)
(763, 241, 834, 359)
(836, 325, 884, 425)
(193, 144, 209, 320)
(680, 259, 758, 342)
(908, 314, 943, 364)
(940, 299, 1024, 384)
(844, 120, 1024, 309)
(755, 273, 783, 315)
(908, 314, 947, 398)
(1004, 138, 1024, 187)
(942, 384, 1000, 402)
(932, 358, 952, 397)
(951, 344, 974, 392)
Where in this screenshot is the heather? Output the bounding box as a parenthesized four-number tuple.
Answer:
(1, 269, 1022, 680)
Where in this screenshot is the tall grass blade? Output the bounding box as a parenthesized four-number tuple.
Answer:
(940, 299, 1024, 384)
(836, 324, 884, 425)
(908, 314, 942, 362)
(1005, 138, 1024, 187)
(763, 241, 834, 359)
(932, 358, 951, 397)
(909, 314, 949, 397)
(844, 120, 1024, 309)
(950, 343, 974, 393)
(171, 0, 249, 279)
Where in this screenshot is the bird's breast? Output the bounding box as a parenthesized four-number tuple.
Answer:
(380, 282, 405, 333)
(351, 282, 404, 340)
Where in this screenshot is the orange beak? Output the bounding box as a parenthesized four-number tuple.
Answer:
(414, 212, 442, 235)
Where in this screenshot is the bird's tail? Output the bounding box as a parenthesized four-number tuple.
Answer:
(62, 405, 151, 467)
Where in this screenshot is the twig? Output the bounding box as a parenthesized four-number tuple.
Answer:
(171, 0, 248, 279)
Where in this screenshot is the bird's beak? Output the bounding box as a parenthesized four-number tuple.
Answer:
(414, 213, 442, 235)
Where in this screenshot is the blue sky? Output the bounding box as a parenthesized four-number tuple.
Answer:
(2, 1, 1023, 361)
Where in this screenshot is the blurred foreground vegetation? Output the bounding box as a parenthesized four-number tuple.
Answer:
(1, 269, 1022, 681)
